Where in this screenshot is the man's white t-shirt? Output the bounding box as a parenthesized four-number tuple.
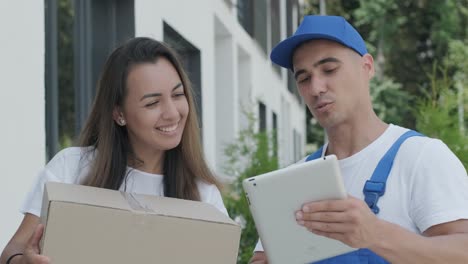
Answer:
(255, 124, 468, 251)
(21, 147, 229, 218)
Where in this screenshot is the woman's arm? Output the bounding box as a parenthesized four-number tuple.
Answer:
(0, 214, 50, 264)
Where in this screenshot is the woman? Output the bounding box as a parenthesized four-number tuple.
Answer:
(1, 37, 226, 264)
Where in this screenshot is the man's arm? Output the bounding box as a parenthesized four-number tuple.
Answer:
(249, 252, 267, 264)
(248, 202, 468, 264)
(368, 219, 468, 263)
(297, 197, 468, 264)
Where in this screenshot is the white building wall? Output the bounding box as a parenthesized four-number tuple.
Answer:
(0, 1, 45, 251)
(214, 17, 237, 173)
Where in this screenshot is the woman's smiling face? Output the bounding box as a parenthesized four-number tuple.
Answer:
(116, 57, 189, 158)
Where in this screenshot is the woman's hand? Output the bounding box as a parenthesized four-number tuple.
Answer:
(20, 224, 50, 264)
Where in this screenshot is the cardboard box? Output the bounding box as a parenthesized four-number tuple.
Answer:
(40, 182, 241, 264)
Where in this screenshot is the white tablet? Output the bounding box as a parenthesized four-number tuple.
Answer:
(242, 154, 356, 264)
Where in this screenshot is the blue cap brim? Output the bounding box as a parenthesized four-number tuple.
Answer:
(270, 33, 354, 70)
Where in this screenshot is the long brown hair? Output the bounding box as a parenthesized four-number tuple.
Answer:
(78, 37, 219, 200)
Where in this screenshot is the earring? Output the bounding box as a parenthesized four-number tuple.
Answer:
(119, 118, 126, 126)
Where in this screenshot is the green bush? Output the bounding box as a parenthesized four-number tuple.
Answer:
(415, 64, 468, 169)
(370, 77, 414, 127)
(222, 112, 279, 264)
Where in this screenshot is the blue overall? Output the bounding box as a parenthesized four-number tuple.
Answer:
(305, 130, 423, 264)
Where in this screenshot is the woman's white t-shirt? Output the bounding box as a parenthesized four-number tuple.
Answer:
(21, 147, 229, 218)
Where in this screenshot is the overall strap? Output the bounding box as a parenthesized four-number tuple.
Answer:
(363, 130, 424, 214)
(306, 146, 324, 161)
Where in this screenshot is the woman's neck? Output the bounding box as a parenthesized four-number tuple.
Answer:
(128, 148, 165, 175)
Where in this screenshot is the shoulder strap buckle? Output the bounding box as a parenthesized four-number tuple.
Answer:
(363, 180, 386, 214)
(364, 192, 381, 214)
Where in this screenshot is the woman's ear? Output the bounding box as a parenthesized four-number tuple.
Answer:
(113, 107, 126, 126)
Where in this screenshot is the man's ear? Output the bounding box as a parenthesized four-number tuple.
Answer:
(362, 54, 375, 79)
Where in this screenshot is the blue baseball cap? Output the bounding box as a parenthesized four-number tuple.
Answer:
(270, 15, 368, 70)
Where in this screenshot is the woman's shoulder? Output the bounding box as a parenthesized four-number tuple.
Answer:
(46, 146, 95, 172)
(196, 180, 222, 202)
(54, 146, 90, 156)
(196, 179, 229, 216)
(196, 179, 218, 192)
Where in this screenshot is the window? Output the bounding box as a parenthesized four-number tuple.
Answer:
(272, 111, 278, 157)
(286, 0, 296, 37)
(237, 0, 268, 54)
(237, 0, 253, 36)
(270, 0, 281, 74)
(45, 0, 134, 159)
(253, 0, 268, 53)
(259, 102, 267, 132)
(286, 0, 303, 103)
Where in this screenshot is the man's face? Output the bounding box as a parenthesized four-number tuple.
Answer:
(292, 40, 374, 130)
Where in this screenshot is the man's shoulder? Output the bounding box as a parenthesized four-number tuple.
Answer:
(392, 128, 462, 170)
(295, 156, 309, 165)
(387, 124, 440, 147)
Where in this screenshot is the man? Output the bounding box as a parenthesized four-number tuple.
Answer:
(250, 15, 468, 264)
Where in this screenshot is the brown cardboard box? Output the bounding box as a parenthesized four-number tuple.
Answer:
(40, 182, 241, 264)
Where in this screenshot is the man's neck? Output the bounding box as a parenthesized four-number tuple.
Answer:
(325, 114, 388, 160)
